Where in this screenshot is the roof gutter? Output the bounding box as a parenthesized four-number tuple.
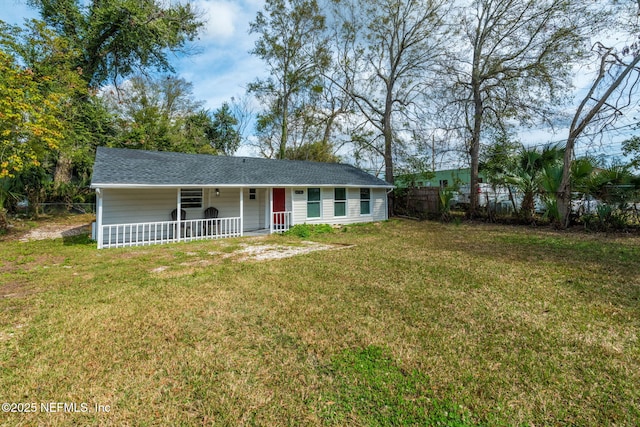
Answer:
(90, 183, 395, 190)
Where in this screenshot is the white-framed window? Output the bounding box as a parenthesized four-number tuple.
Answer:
(307, 187, 321, 218)
(360, 188, 371, 215)
(181, 188, 202, 208)
(249, 188, 257, 200)
(334, 188, 346, 217)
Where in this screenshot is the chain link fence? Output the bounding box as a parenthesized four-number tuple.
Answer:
(21, 203, 96, 215)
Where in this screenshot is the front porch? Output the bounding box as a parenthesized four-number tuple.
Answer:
(95, 187, 292, 249)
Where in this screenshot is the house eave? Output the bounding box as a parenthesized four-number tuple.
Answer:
(90, 183, 395, 190)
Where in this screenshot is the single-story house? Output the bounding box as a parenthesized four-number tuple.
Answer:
(90, 147, 393, 249)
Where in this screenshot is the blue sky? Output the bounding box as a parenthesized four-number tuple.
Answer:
(1, 0, 265, 111)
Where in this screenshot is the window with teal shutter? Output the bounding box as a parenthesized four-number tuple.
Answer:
(360, 188, 371, 215)
(307, 188, 321, 218)
(334, 188, 346, 217)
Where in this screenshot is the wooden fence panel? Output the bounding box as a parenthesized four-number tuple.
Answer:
(396, 187, 440, 216)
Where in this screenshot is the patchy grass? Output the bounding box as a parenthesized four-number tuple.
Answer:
(0, 219, 638, 425)
(284, 223, 335, 238)
(320, 345, 476, 426)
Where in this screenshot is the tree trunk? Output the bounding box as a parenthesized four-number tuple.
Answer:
(468, 80, 483, 218)
(53, 153, 73, 185)
(557, 135, 576, 228)
(469, 137, 480, 218)
(383, 87, 395, 216)
(508, 186, 518, 215)
(0, 208, 7, 232)
(556, 50, 640, 228)
(522, 191, 535, 222)
(279, 95, 288, 160)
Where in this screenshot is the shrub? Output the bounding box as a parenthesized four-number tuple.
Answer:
(284, 223, 334, 238)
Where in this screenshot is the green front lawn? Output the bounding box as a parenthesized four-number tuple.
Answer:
(1, 219, 638, 426)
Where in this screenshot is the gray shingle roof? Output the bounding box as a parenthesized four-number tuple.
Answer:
(91, 147, 392, 188)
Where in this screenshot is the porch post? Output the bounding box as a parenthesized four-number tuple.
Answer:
(385, 188, 390, 220)
(269, 188, 273, 234)
(239, 188, 244, 236)
(290, 188, 295, 228)
(176, 188, 181, 242)
(96, 188, 103, 249)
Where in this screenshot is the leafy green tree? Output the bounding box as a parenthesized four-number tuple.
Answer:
(176, 108, 239, 156)
(0, 48, 64, 228)
(0, 49, 63, 178)
(479, 133, 520, 212)
(104, 75, 193, 151)
(480, 133, 520, 186)
(104, 76, 240, 155)
(284, 141, 341, 162)
(209, 103, 241, 155)
(28, 0, 202, 87)
(23, 0, 204, 183)
(14, 165, 51, 218)
(249, 0, 330, 159)
(1, 19, 94, 184)
(622, 136, 640, 170)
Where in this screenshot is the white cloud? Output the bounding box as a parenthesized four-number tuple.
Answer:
(194, 0, 241, 42)
(174, 0, 266, 110)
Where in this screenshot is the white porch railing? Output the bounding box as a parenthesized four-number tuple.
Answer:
(99, 217, 242, 249)
(271, 211, 292, 233)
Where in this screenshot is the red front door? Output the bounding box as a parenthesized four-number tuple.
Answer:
(273, 188, 286, 224)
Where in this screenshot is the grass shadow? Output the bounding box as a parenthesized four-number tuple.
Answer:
(434, 223, 640, 310)
(62, 227, 94, 246)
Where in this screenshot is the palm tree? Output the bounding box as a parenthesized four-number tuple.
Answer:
(505, 144, 564, 221)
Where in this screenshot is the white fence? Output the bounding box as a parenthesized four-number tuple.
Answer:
(99, 217, 242, 249)
(271, 211, 292, 233)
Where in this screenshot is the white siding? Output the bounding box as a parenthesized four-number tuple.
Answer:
(292, 189, 307, 225)
(102, 188, 177, 225)
(193, 188, 266, 232)
(291, 186, 388, 226)
(101, 186, 387, 229)
(204, 188, 240, 218)
(242, 187, 266, 231)
(371, 188, 387, 221)
(102, 188, 241, 225)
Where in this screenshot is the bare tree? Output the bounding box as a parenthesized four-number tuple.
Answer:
(329, 0, 448, 188)
(229, 94, 255, 147)
(558, 34, 640, 226)
(440, 0, 591, 216)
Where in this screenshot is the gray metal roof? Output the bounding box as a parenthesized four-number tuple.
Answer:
(91, 147, 393, 188)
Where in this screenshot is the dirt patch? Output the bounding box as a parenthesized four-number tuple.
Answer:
(152, 241, 354, 277)
(19, 223, 91, 242)
(0, 281, 38, 299)
(0, 254, 68, 275)
(235, 241, 345, 261)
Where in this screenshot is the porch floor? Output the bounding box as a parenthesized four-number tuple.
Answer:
(244, 228, 271, 237)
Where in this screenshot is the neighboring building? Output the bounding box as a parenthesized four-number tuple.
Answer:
(396, 168, 486, 189)
(90, 147, 393, 249)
